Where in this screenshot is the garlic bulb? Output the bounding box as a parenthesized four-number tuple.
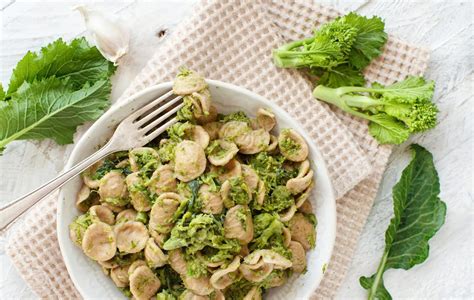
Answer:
(75, 5, 129, 65)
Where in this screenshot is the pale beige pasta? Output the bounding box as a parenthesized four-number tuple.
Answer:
(243, 286, 262, 300)
(218, 121, 250, 141)
(116, 208, 138, 224)
(202, 121, 222, 140)
(288, 213, 316, 250)
(235, 129, 270, 154)
(256, 108, 276, 132)
(81, 222, 116, 261)
(239, 259, 273, 283)
(255, 180, 266, 206)
(241, 164, 259, 191)
(129, 265, 161, 300)
(149, 192, 181, 234)
(82, 161, 103, 189)
(126, 172, 151, 212)
(110, 265, 130, 287)
(128, 260, 147, 276)
(207, 139, 239, 166)
(144, 238, 168, 268)
(129, 147, 159, 172)
(174, 140, 207, 182)
(289, 241, 306, 273)
(182, 275, 213, 296)
(278, 204, 297, 222)
(148, 164, 177, 195)
(278, 129, 309, 162)
(266, 134, 279, 152)
(186, 125, 210, 149)
(98, 171, 129, 206)
(89, 205, 115, 225)
(243, 249, 292, 270)
(295, 182, 314, 209)
(114, 221, 149, 253)
(168, 249, 187, 275)
(76, 185, 99, 213)
(198, 184, 223, 214)
(224, 205, 253, 244)
(286, 160, 313, 194)
(173, 70, 207, 95)
(210, 256, 240, 290)
(211, 159, 242, 182)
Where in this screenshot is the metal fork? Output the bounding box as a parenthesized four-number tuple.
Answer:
(0, 89, 183, 230)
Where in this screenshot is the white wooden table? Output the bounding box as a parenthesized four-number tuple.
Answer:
(0, 1, 472, 299)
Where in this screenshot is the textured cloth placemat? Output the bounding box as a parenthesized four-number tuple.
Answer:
(6, 0, 429, 299)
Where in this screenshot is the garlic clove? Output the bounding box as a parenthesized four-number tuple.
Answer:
(75, 5, 129, 65)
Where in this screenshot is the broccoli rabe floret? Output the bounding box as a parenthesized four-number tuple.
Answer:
(313, 76, 437, 144)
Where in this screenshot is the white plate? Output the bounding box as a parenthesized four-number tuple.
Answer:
(57, 80, 336, 299)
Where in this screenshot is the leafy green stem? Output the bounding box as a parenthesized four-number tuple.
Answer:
(368, 249, 389, 300)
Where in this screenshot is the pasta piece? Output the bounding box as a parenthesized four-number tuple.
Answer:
(255, 180, 266, 206)
(286, 160, 313, 194)
(144, 238, 168, 268)
(81, 222, 116, 261)
(239, 259, 273, 283)
(128, 260, 147, 276)
(278, 129, 309, 162)
(129, 265, 161, 300)
(82, 160, 103, 189)
(182, 275, 214, 296)
(289, 241, 307, 273)
(168, 249, 187, 275)
(279, 204, 297, 222)
(148, 164, 177, 195)
(149, 192, 181, 234)
(149, 230, 168, 248)
(180, 290, 221, 300)
(101, 202, 125, 213)
(98, 171, 129, 207)
(224, 205, 253, 244)
(116, 208, 138, 224)
(243, 286, 262, 300)
(114, 221, 149, 253)
(282, 227, 292, 248)
(210, 256, 240, 290)
(288, 213, 316, 250)
(266, 134, 279, 152)
(129, 147, 159, 172)
(198, 184, 223, 214)
(218, 121, 250, 141)
(206, 140, 239, 166)
(256, 108, 276, 132)
(296, 199, 313, 214)
(98, 258, 119, 269)
(174, 140, 207, 182)
(186, 125, 210, 149)
(202, 122, 222, 140)
(110, 265, 130, 287)
(211, 159, 242, 182)
(244, 250, 292, 270)
(196, 104, 218, 125)
(295, 182, 314, 209)
(89, 205, 115, 225)
(235, 129, 270, 154)
(76, 185, 99, 213)
(241, 164, 259, 191)
(220, 177, 251, 208)
(173, 69, 207, 95)
(126, 172, 151, 212)
(264, 271, 287, 288)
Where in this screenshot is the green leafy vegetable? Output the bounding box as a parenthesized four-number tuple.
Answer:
(360, 144, 446, 299)
(0, 37, 115, 153)
(312, 76, 437, 144)
(263, 186, 294, 212)
(273, 12, 387, 87)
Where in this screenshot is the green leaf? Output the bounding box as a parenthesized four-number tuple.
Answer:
(0, 84, 5, 101)
(0, 77, 110, 152)
(360, 144, 446, 299)
(344, 12, 387, 70)
(6, 37, 115, 97)
(368, 114, 410, 144)
(317, 64, 366, 88)
(374, 76, 435, 104)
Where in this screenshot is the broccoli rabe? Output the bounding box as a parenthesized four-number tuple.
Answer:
(313, 76, 437, 144)
(273, 12, 387, 87)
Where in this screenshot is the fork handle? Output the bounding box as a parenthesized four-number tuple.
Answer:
(0, 145, 114, 230)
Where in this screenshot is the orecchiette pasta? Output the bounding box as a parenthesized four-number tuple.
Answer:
(278, 129, 309, 162)
(72, 69, 317, 299)
(114, 221, 149, 253)
(256, 108, 276, 132)
(174, 140, 207, 182)
(129, 265, 161, 300)
(81, 222, 116, 261)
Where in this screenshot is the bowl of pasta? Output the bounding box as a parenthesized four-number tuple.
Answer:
(57, 70, 336, 300)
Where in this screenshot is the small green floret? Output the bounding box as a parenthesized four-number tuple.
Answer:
(218, 111, 251, 124)
(263, 186, 294, 212)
